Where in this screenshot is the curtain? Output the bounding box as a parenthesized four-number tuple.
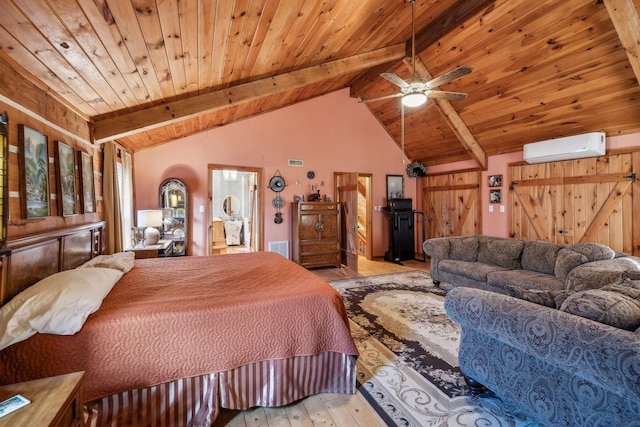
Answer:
(103, 142, 123, 254)
(121, 150, 134, 249)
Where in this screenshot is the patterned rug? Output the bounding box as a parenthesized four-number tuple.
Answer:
(330, 271, 540, 427)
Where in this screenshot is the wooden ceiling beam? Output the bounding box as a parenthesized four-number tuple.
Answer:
(405, 57, 487, 170)
(603, 0, 640, 86)
(349, 0, 495, 97)
(91, 43, 406, 143)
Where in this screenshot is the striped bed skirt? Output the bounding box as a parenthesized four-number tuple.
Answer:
(85, 352, 357, 426)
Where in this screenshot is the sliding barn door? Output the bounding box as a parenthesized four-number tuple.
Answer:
(422, 170, 481, 238)
(510, 152, 639, 255)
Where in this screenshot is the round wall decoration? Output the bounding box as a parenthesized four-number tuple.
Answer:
(406, 161, 427, 178)
(272, 195, 284, 209)
(269, 174, 286, 192)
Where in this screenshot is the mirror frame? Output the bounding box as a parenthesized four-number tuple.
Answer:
(158, 178, 188, 255)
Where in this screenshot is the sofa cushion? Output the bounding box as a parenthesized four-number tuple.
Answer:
(560, 287, 640, 331)
(569, 242, 615, 262)
(477, 238, 524, 269)
(439, 259, 507, 282)
(448, 237, 478, 262)
(521, 241, 564, 275)
(487, 269, 565, 292)
(554, 248, 589, 282)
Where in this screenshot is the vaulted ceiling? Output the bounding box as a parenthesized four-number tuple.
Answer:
(0, 0, 639, 169)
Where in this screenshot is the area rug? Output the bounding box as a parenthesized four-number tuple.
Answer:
(330, 271, 541, 427)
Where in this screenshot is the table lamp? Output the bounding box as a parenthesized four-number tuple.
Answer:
(137, 209, 163, 246)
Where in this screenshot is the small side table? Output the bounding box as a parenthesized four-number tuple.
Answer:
(0, 372, 84, 427)
(126, 239, 174, 259)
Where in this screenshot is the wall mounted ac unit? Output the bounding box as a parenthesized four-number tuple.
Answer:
(523, 132, 606, 164)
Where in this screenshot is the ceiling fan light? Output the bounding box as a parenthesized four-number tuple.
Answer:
(402, 92, 427, 107)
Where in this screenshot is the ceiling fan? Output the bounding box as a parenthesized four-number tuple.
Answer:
(360, 0, 472, 108)
(358, 0, 472, 161)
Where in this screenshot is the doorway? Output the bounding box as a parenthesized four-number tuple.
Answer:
(208, 164, 263, 254)
(334, 172, 373, 262)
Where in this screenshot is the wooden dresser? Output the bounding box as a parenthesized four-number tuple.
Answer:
(292, 201, 341, 268)
(0, 372, 84, 427)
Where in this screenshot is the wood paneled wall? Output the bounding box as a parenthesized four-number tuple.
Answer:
(0, 56, 103, 241)
(422, 169, 482, 238)
(510, 149, 640, 255)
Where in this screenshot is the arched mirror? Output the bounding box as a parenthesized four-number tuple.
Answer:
(222, 195, 240, 218)
(159, 178, 187, 256)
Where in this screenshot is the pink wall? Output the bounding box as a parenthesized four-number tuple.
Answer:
(134, 88, 416, 257)
(427, 133, 640, 237)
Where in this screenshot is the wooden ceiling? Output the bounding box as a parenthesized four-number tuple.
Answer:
(0, 0, 639, 168)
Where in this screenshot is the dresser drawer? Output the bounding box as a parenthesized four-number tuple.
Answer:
(300, 252, 340, 267)
(300, 242, 339, 254)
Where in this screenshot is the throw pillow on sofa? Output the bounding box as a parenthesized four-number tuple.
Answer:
(554, 248, 589, 282)
(560, 286, 640, 331)
(569, 242, 615, 262)
(449, 237, 478, 262)
(477, 238, 524, 269)
(521, 241, 564, 275)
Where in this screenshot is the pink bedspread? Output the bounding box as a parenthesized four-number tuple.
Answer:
(0, 252, 358, 401)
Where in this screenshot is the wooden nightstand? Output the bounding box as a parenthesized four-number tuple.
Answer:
(0, 372, 84, 427)
(126, 239, 174, 259)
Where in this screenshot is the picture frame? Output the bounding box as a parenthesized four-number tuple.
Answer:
(54, 140, 77, 216)
(490, 189, 502, 204)
(18, 124, 50, 218)
(386, 174, 404, 200)
(488, 174, 503, 187)
(78, 151, 96, 214)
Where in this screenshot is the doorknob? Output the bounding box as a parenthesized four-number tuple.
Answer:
(315, 222, 325, 232)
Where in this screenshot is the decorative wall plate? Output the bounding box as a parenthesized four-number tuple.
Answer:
(173, 228, 185, 238)
(269, 175, 286, 192)
(272, 195, 284, 209)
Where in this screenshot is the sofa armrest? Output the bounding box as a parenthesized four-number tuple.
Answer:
(444, 287, 640, 401)
(423, 237, 450, 281)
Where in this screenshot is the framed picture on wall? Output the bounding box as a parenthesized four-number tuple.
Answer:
(18, 124, 50, 218)
(488, 174, 502, 187)
(78, 151, 96, 214)
(54, 140, 77, 216)
(386, 174, 404, 200)
(490, 189, 502, 204)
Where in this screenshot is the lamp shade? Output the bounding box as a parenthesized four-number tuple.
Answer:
(137, 209, 163, 227)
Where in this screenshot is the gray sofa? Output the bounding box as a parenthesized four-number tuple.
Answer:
(425, 236, 640, 425)
(445, 282, 640, 427)
(423, 235, 640, 301)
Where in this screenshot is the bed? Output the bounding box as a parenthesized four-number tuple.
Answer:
(0, 223, 358, 426)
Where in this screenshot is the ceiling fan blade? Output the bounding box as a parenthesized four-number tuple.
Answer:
(358, 92, 403, 103)
(425, 66, 472, 89)
(426, 90, 468, 101)
(381, 72, 410, 88)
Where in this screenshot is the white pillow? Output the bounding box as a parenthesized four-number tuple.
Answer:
(79, 251, 135, 273)
(0, 267, 123, 351)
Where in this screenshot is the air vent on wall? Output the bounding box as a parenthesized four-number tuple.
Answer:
(288, 159, 303, 167)
(268, 241, 289, 259)
(523, 132, 606, 164)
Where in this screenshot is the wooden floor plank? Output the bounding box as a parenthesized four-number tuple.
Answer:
(301, 394, 337, 426)
(283, 401, 314, 427)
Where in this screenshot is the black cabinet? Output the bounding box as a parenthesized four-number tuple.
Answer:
(383, 198, 424, 264)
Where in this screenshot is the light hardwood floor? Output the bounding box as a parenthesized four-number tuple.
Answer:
(213, 256, 430, 427)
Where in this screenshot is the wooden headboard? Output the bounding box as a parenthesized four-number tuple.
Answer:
(0, 222, 105, 306)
